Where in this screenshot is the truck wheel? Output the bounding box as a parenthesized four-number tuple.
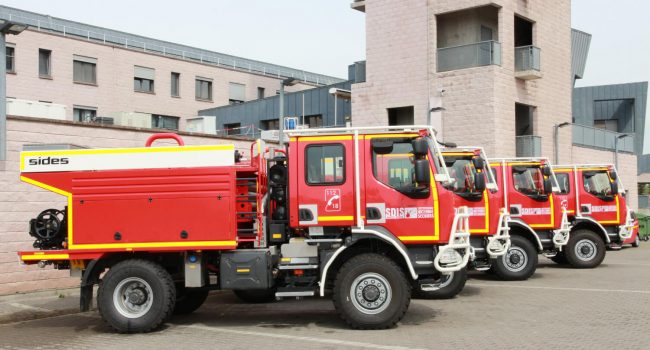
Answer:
(233, 289, 277, 303)
(550, 251, 568, 265)
(332, 253, 410, 330)
(632, 235, 640, 248)
(97, 259, 175, 333)
(565, 230, 606, 268)
(491, 235, 538, 281)
(174, 286, 209, 315)
(412, 268, 467, 299)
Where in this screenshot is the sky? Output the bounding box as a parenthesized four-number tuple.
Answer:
(1, 0, 648, 85)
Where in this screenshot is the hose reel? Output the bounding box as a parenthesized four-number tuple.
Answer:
(29, 208, 67, 249)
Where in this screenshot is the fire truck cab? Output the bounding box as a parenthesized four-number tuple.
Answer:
(488, 158, 571, 279)
(552, 164, 635, 267)
(18, 126, 474, 333)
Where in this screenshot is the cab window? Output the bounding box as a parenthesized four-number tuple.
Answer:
(305, 144, 345, 185)
(556, 173, 570, 194)
(444, 156, 477, 193)
(583, 171, 613, 197)
(372, 141, 415, 189)
(513, 166, 545, 196)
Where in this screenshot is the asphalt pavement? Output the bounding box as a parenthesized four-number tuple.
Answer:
(0, 244, 648, 350)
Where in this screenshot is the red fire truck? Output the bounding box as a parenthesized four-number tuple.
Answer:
(551, 164, 635, 266)
(18, 126, 475, 333)
(487, 158, 571, 279)
(376, 147, 511, 299)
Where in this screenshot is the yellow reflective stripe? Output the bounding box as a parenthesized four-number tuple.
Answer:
(364, 133, 418, 139)
(21, 145, 233, 157)
(442, 152, 475, 156)
(236, 268, 251, 273)
(319, 216, 354, 222)
(297, 136, 352, 141)
(470, 190, 490, 234)
(21, 254, 70, 261)
(69, 241, 237, 250)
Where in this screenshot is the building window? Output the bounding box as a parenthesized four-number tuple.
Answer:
(6, 45, 15, 73)
(594, 119, 618, 132)
(171, 72, 180, 97)
(152, 114, 180, 131)
(257, 87, 265, 99)
(195, 77, 213, 101)
(73, 106, 98, 122)
(305, 144, 345, 185)
(229, 82, 246, 105)
(224, 122, 241, 135)
(387, 106, 414, 126)
(39, 49, 51, 78)
(73, 55, 97, 85)
(305, 115, 323, 128)
(134, 66, 155, 93)
(260, 119, 279, 130)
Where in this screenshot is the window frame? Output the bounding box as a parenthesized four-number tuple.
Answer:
(195, 77, 213, 101)
(73, 57, 97, 85)
(582, 171, 614, 198)
(512, 166, 548, 200)
(6, 45, 15, 73)
(38, 49, 52, 78)
(555, 173, 571, 194)
(134, 77, 155, 93)
(171, 72, 180, 97)
(304, 143, 346, 186)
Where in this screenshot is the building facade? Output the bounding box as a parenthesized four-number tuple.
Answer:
(1, 6, 342, 131)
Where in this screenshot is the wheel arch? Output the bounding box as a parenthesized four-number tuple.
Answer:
(508, 219, 543, 252)
(573, 217, 610, 244)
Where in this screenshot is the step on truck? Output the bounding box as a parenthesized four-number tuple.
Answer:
(488, 158, 572, 279)
(18, 126, 474, 333)
(551, 164, 636, 267)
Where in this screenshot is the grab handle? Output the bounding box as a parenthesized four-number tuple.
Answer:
(145, 133, 185, 147)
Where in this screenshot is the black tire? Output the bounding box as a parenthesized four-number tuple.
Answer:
(174, 286, 209, 315)
(332, 253, 410, 330)
(491, 235, 538, 281)
(233, 289, 277, 303)
(550, 251, 568, 265)
(97, 259, 175, 333)
(632, 235, 641, 248)
(565, 229, 606, 268)
(412, 268, 467, 299)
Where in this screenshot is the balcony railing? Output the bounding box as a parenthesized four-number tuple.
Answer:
(516, 135, 542, 157)
(515, 46, 542, 79)
(572, 124, 635, 153)
(437, 41, 501, 72)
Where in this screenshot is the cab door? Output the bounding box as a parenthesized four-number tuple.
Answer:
(363, 136, 440, 243)
(293, 137, 356, 228)
(507, 165, 556, 229)
(578, 169, 620, 224)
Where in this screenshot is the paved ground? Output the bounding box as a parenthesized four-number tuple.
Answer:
(1, 244, 649, 350)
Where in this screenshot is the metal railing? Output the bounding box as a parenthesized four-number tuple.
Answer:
(572, 124, 634, 152)
(516, 135, 542, 157)
(0, 6, 343, 86)
(515, 45, 541, 72)
(437, 40, 501, 72)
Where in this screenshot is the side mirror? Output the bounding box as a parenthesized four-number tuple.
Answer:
(412, 138, 428, 156)
(544, 178, 553, 194)
(542, 166, 552, 177)
(611, 181, 619, 195)
(474, 173, 486, 192)
(610, 171, 618, 180)
(372, 138, 394, 155)
(414, 159, 430, 185)
(472, 157, 485, 170)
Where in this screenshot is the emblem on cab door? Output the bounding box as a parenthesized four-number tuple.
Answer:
(325, 189, 341, 212)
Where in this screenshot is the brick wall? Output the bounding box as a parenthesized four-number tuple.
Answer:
(0, 116, 254, 295)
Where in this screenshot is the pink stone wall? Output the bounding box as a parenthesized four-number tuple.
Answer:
(0, 116, 255, 295)
(6, 30, 315, 129)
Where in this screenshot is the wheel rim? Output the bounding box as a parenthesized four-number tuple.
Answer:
(349, 273, 392, 315)
(503, 246, 527, 272)
(574, 239, 597, 261)
(113, 277, 154, 319)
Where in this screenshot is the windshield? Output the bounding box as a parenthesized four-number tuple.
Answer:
(444, 156, 479, 193)
(513, 167, 545, 196)
(583, 171, 614, 197)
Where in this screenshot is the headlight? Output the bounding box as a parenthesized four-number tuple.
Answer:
(438, 249, 462, 264)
